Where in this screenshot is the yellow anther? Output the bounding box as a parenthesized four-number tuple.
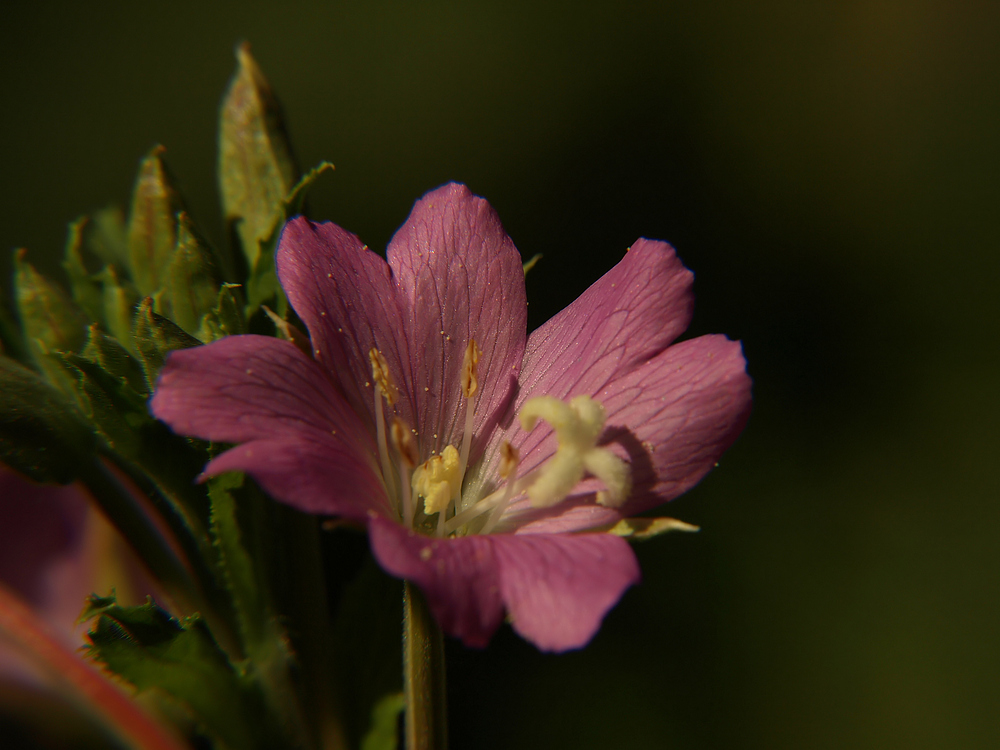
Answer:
(390, 417, 419, 469)
(499, 441, 519, 479)
(412, 445, 462, 516)
(461, 339, 482, 399)
(519, 395, 631, 508)
(369, 347, 399, 405)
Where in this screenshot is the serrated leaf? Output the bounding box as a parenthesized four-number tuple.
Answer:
(62, 217, 105, 322)
(163, 211, 224, 336)
(0, 355, 95, 482)
(101, 264, 140, 346)
(133, 298, 201, 388)
(127, 146, 184, 297)
(245, 161, 334, 315)
(606, 516, 701, 540)
(84, 595, 283, 750)
(361, 693, 405, 750)
(219, 43, 298, 276)
(80, 325, 147, 395)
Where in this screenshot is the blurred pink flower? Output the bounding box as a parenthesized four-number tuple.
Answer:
(152, 183, 751, 651)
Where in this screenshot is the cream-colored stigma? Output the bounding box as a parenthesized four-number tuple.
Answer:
(519, 395, 631, 508)
(369, 347, 399, 405)
(461, 339, 482, 398)
(412, 445, 462, 516)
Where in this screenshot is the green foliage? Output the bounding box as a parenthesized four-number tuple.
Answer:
(126, 146, 185, 298)
(219, 42, 298, 277)
(161, 211, 226, 336)
(0, 355, 95, 482)
(83, 594, 287, 750)
(133, 298, 202, 388)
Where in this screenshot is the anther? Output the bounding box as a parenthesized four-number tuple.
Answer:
(391, 417, 418, 526)
(482, 441, 520, 534)
(461, 340, 482, 398)
(369, 347, 399, 405)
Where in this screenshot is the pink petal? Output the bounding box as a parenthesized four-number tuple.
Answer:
(492, 532, 640, 652)
(368, 517, 640, 652)
(277, 183, 527, 462)
(467, 238, 695, 499)
(367, 516, 504, 648)
(151, 335, 372, 450)
(203, 435, 390, 519)
(517, 238, 693, 406)
(276, 218, 412, 437)
(508, 334, 751, 532)
(385, 183, 527, 458)
(598, 334, 752, 516)
(151, 335, 389, 519)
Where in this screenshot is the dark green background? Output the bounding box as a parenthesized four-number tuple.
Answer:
(3, 2, 998, 748)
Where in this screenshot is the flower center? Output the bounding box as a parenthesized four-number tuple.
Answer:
(368, 341, 631, 536)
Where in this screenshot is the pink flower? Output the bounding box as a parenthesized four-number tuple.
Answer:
(151, 183, 751, 651)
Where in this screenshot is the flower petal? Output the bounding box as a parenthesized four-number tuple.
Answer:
(465, 238, 694, 501)
(368, 517, 640, 652)
(367, 516, 504, 648)
(492, 532, 640, 652)
(385, 183, 527, 457)
(151, 335, 389, 519)
(517, 238, 693, 405)
(204, 436, 390, 520)
(277, 184, 527, 462)
(151, 335, 372, 449)
(507, 334, 751, 532)
(276, 218, 412, 436)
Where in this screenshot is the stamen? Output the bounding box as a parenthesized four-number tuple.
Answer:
(391, 418, 418, 525)
(370, 346, 400, 497)
(369, 347, 399, 406)
(461, 339, 482, 398)
(457, 339, 482, 498)
(482, 442, 519, 534)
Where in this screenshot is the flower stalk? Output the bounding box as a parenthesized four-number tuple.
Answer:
(403, 581, 447, 750)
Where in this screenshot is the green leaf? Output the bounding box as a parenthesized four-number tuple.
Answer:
(245, 161, 334, 315)
(127, 146, 184, 298)
(133, 298, 201, 388)
(606, 516, 701, 540)
(100, 264, 140, 347)
(219, 43, 298, 276)
(80, 325, 147, 395)
(14, 249, 88, 356)
(84, 594, 284, 750)
(0, 355, 95, 482)
(197, 283, 246, 343)
(62, 217, 104, 322)
(361, 693, 405, 750)
(163, 211, 224, 335)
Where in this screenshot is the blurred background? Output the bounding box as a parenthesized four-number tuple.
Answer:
(2, 1, 998, 748)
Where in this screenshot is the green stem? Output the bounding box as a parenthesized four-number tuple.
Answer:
(403, 581, 447, 750)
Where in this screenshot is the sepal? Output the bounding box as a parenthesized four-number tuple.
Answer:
(127, 146, 185, 297)
(133, 298, 202, 388)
